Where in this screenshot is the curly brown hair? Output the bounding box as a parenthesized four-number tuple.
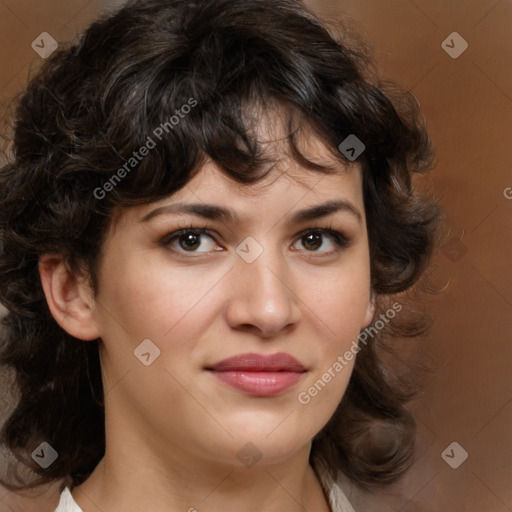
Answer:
(0, 0, 441, 494)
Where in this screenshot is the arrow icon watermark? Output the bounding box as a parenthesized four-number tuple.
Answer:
(31, 442, 59, 469)
(134, 338, 161, 366)
(31, 32, 58, 59)
(338, 134, 365, 161)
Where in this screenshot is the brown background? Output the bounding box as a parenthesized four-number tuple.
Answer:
(0, 0, 511, 511)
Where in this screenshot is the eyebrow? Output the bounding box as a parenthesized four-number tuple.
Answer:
(140, 199, 363, 225)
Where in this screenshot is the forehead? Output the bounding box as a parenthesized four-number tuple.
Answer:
(110, 108, 363, 229)
(171, 107, 361, 200)
(176, 154, 359, 202)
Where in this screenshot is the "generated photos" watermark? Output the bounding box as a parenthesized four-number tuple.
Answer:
(298, 302, 402, 404)
(94, 97, 197, 200)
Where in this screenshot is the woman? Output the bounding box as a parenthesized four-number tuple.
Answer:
(0, 0, 441, 510)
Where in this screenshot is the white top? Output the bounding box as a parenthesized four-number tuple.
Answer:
(53, 487, 82, 512)
(53, 457, 356, 512)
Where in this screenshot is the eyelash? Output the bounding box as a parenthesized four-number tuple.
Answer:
(158, 223, 350, 256)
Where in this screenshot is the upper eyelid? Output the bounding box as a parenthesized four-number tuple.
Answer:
(160, 226, 348, 248)
(162, 225, 345, 238)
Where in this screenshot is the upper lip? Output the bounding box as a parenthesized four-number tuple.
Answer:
(206, 352, 306, 372)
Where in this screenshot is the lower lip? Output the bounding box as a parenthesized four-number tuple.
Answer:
(207, 370, 305, 396)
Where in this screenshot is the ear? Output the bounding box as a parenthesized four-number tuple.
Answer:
(362, 289, 376, 328)
(38, 254, 101, 341)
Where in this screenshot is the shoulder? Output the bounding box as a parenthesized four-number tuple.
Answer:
(53, 487, 83, 512)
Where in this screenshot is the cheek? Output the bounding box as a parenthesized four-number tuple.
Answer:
(98, 251, 223, 341)
(295, 272, 368, 422)
(300, 256, 371, 379)
(317, 276, 369, 318)
(307, 260, 371, 328)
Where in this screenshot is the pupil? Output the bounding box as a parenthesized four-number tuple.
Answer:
(181, 233, 200, 250)
(305, 233, 321, 250)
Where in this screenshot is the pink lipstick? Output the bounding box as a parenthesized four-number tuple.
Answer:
(205, 352, 307, 397)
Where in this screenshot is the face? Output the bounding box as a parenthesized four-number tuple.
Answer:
(83, 131, 375, 470)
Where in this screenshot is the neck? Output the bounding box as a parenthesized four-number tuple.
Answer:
(72, 439, 331, 512)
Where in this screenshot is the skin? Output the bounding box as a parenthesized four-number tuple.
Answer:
(39, 123, 375, 512)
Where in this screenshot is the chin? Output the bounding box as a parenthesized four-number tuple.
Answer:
(232, 427, 312, 462)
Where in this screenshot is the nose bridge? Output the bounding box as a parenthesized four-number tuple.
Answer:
(228, 236, 298, 335)
(239, 236, 288, 301)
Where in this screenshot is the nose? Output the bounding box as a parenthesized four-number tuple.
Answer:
(224, 243, 301, 339)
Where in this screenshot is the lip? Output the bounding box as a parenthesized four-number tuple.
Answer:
(207, 352, 306, 372)
(205, 352, 307, 397)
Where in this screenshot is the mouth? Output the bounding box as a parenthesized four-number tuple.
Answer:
(205, 352, 307, 397)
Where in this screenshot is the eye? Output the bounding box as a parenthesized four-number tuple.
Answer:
(292, 228, 349, 254)
(159, 228, 221, 253)
(158, 225, 350, 256)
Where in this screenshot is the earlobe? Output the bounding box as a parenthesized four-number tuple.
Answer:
(38, 254, 101, 341)
(363, 291, 376, 328)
